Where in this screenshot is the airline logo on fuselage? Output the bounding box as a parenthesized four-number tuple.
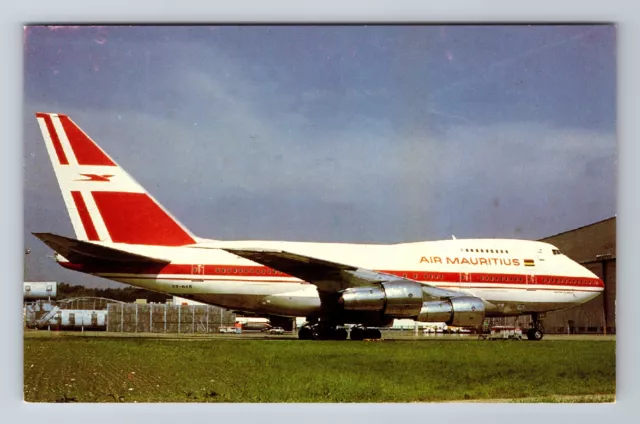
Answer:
(420, 256, 521, 266)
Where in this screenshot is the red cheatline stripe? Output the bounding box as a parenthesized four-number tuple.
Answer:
(58, 262, 604, 289)
(85, 276, 602, 292)
(70, 191, 100, 241)
(58, 115, 116, 166)
(37, 113, 69, 165)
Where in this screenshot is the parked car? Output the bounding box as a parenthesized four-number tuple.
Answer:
(219, 326, 235, 333)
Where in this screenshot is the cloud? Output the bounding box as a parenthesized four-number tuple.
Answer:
(23, 27, 616, 287)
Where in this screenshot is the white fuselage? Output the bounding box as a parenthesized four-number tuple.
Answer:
(59, 237, 604, 320)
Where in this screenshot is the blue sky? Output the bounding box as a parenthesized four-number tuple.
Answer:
(23, 25, 616, 287)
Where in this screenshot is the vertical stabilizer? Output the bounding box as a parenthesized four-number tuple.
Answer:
(35, 113, 197, 246)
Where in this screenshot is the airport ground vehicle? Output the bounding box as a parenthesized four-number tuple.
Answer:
(479, 326, 523, 341)
(32, 113, 605, 341)
(269, 327, 285, 335)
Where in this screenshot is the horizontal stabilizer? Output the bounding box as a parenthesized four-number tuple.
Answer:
(32, 232, 169, 264)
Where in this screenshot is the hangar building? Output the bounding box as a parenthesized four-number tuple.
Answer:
(491, 216, 616, 334)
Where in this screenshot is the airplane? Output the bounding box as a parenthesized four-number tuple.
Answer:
(31, 112, 605, 341)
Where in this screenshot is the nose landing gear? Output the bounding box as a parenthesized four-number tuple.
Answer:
(527, 313, 544, 341)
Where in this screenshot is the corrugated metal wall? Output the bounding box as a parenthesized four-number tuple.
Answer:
(106, 304, 236, 333)
(489, 217, 616, 334)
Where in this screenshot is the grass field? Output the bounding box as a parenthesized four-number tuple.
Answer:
(23, 333, 616, 403)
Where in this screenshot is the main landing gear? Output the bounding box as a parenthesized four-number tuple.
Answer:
(298, 323, 381, 341)
(527, 313, 544, 341)
(298, 323, 348, 340)
(349, 326, 382, 341)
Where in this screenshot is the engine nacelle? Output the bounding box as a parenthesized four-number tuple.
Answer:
(340, 281, 423, 318)
(416, 296, 485, 327)
(340, 282, 485, 326)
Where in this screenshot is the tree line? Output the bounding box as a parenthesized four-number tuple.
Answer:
(57, 283, 171, 303)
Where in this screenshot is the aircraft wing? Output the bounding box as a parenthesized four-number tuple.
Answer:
(33, 233, 170, 264)
(221, 247, 460, 298)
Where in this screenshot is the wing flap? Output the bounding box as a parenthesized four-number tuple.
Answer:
(32, 232, 170, 264)
(220, 248, 352, 292)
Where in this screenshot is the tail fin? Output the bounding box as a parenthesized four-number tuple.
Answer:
(35, 113, 197, 246)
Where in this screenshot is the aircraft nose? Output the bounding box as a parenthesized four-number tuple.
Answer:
(586, 267, 605, 291)
(579, 263, 604, 291)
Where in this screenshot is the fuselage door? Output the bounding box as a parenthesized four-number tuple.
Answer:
(191, 264, 205, 282)
(526, 273, 536, 290)
(459, 272, 471, 289)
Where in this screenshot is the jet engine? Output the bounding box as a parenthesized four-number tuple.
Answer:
(339, 281, 485, 326)
(416, 296, 485, 326)
(339, 281, 423, 318)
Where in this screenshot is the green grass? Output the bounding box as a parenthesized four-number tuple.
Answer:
(23, 335, 615, 403)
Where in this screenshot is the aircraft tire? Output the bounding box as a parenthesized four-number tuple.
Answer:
(526, 328, 544, 341)
(350, 327, 364, 341)
(311, 328, 324, 340)
(366, 329, 382, 339)
(298, 326, 313, 340)
(333, 328, 348, 340)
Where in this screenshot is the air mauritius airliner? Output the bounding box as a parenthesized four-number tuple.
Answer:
(32, 113, 604, 341)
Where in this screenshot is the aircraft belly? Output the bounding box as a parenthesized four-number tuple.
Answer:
(99, 275, 601, 320)
(106, 275, 321, 316)
(469, 287, 601, 316)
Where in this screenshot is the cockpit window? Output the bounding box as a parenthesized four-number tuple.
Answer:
(552, 249, 562, 255)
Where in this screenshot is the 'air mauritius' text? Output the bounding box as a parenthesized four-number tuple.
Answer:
(420, 256, 521, 266)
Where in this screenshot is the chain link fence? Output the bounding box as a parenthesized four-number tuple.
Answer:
(106, 303, 236, 333)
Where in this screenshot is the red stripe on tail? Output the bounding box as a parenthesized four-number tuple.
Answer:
(91, 191, 195, 246)
(37, 113, 69, 165)
(70, 191, 100, 241)
(58, 115, 116, 166)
